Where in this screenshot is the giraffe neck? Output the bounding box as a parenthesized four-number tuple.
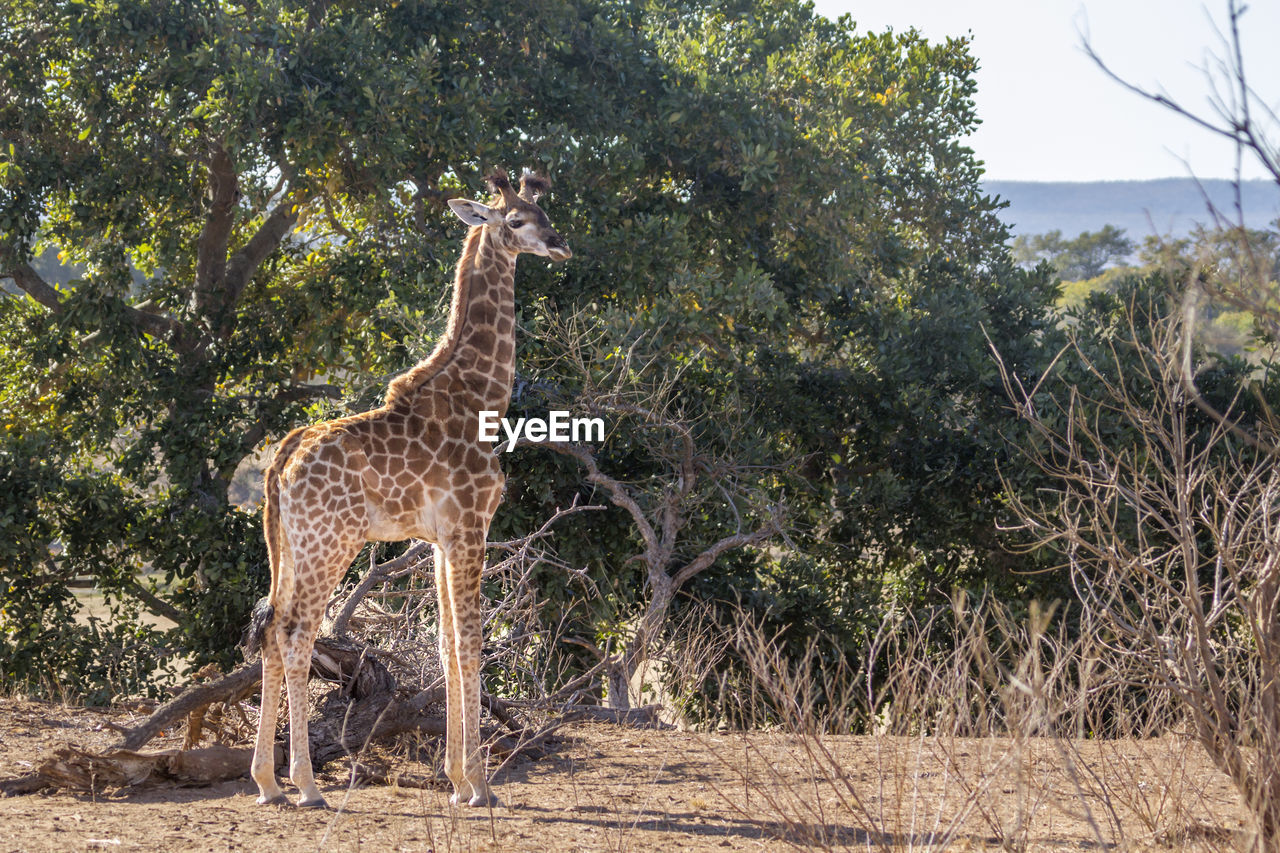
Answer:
(384, 225, 517, 413)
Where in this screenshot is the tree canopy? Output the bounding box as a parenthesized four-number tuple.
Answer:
(0, 0, 1057, 698)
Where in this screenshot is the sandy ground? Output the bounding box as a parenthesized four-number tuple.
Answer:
(0, 699, 1253, 852)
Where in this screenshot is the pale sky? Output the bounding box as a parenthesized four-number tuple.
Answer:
(807, 0, 1280, 182)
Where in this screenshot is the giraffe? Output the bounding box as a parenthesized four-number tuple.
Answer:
(243, 168, 570, 809)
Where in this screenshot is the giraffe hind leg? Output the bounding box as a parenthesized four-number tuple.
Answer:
(281, 613, 328, 809)
(280, 538, 362, 809)
(250, 630, 289, 806)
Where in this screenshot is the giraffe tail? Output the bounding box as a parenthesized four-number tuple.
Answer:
(241, 597, 274, 657)
(262, 454, 287, 608)
(242, 438, 294, 657)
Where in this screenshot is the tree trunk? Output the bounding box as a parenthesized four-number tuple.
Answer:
(604, 580, 674, 710)
(606, 664, 633, 711)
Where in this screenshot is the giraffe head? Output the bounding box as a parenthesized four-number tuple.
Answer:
(447, 168, 572, 261)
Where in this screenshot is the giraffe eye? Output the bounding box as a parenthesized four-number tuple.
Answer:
(509, 219, 525, 228)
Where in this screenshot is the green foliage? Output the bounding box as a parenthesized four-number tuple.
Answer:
(1, 0, 1060, 699)
(1049, 224, 1280, 357)
(0, 403, 181, 701)
(1054, 266, 1129, 309)
(1139, 224, 1280, 287)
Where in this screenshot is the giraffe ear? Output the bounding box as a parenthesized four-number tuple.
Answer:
(448, 199, 502, 226)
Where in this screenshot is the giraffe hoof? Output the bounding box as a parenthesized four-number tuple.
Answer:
(257, 794, 292, 807)
(298, 796, 329, 809)
(467, 791, 500, 808)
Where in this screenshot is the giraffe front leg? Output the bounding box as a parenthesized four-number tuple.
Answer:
(436, 544, 472, 804)
(282, 625, 327, 808)
(251, 637, 289, 806)
(457, 634, 497, 807)
(444, 536, 497, 807)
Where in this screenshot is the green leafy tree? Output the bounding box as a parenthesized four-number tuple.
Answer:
(0, 0, 610, 684)
(1141, 224, 1280, 299)
(1, 0, 1058, 698)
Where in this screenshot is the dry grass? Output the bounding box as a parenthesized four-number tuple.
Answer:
(633, 593, 1256, 852)
(0, 700, 1247, 852)
(3, 550, 1259, 851)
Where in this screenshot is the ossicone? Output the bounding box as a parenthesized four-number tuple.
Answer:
(519, 169, 551, 202)
(486, 168, 513, 194)
(485, 168, 520, 206)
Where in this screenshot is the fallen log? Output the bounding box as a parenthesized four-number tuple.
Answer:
(561, 703, 670, 728)
(0, 774, 45, 797)
(113, 634, 453, 774)
(116, 636, 398, 755)
(117, 662, 263, 751)
(24, 743, 279, 794)
(2, 700, 552, 797)
(4, 633, 562, 797)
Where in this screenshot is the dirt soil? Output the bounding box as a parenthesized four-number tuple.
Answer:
(0, 699, 1252, 852)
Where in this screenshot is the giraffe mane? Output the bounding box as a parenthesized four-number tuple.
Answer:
(383, 225, 485, 406)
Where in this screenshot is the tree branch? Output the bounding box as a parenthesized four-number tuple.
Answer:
(488, 498, 606, 551)
(3, 260, 64, 314)
(4, 259, 183, 341)
(331, 543, 432, 637)
(522, 440, 662, 564)
(192, 142, 238, 319)
(1081, 0, 1280, 185)
(1179, 293, 1280, 457)
(220, 192, 301, 331)
(120, 302, 185, 341)
(125, 578, 186, 627)
(117, 661, 263, 750)
(671, 518, 782, 589)
(227, 382, 346, 480)
(320, 191, 356, 241)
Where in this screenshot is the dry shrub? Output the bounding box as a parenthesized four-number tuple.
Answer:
(659, 592, 1238, 852)
(994, 294, 1280, 852)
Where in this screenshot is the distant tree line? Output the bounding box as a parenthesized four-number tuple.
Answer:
(1012, 224, 1134, 280)
(1014, 221, 1280, 288)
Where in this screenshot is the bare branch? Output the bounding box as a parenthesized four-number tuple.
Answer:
(994, 302, 1280, 845)
(671, 517, 783, 589)
(331, 548, 395, 638)
(1081, 1, 1280, 185)
(488, 498, 607, 551)
(523, 440, 662, 564)
(1179, 291, 1280, 457)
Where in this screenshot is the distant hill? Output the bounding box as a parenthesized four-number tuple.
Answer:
(984, 178, 1279, 240)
